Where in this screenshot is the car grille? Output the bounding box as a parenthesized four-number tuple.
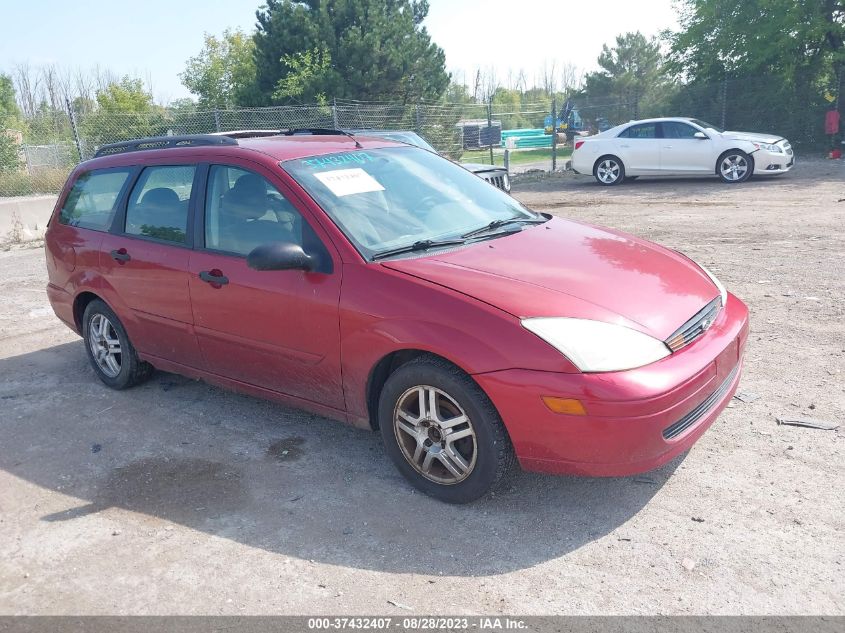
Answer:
(663, 364, 739, 440)
(482, 174, 507, 190)
(665, 297, 722, 352)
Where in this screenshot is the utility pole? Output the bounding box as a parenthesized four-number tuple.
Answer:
(487, 98, 494, 165)
(66, 98, 83, 161)
(551, 96, 557, 172)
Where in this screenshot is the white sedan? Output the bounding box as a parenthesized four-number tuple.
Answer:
(570, 117, 794, 185)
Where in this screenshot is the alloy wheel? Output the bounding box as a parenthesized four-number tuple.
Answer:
(597, 159, 621, 184)
(393, 385, 477, 485)
(88, 313, 122, 378)
(720, 154, 748, 181)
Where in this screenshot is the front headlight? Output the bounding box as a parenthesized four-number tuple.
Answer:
(753, 142, 782, 153)
(521, 318, 670, 372)
(696, 263, 728, 307)
(502, 173, 511, 192)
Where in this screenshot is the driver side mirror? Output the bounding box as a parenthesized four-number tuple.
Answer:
(693, 131, 708, 140)
(247, 241, 315, 272)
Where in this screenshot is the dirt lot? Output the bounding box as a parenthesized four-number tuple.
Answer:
(0, 160, 842, 615)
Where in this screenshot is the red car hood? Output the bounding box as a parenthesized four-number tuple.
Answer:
(381, 217, 720, 340)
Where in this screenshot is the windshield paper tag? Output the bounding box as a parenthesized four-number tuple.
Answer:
(314, 168, 385, 197)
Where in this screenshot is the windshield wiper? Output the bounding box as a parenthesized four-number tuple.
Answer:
(371, 238, 467, 261)
(461, 215, 547, 239)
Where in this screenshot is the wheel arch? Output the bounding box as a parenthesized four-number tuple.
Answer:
(72, 291, 104, 332)
(365, 349, 465, 431)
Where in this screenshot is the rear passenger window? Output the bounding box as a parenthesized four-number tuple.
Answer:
(59, 169, 132, 231)
(125, 165, 195, 244)
(619, 124, 657, 139)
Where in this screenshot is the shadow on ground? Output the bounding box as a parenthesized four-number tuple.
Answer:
(0, 342, 682, 576)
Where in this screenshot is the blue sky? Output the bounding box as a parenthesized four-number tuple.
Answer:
(0, 0, 676, 103)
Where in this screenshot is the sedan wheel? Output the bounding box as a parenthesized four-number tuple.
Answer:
(594, 157, 625, 186)
(718, 151, 752, 183)
(393, 385, 477, 484)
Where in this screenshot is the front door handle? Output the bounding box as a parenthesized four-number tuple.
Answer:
(110, 248, 130, 263)
(199, 269, 229, 286)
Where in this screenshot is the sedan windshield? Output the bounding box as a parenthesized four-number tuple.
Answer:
(283, 146, 539, 259)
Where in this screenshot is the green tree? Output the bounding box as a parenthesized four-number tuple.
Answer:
(443, 82, 473, 105)
(492, 88, 531, 129)
(272, 47, 333, 104)
(582, 32, 672, 121)
(0, 75, 23, 173)
(82, 77, 166, 149)
(666, 0, 844, 145)
(668, 0, 844, 85)
(0, 74, 20, 122)
(253, 0, 450, 104)
(180, 29, 258, 108)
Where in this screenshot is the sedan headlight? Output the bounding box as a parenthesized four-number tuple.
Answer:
(695, 263, 728, 307)
(521, 318, 670, 372)
(753, 142, 782, 153)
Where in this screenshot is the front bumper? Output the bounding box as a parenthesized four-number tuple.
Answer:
(474, 293, 749, 476)
(753, 146, 795, 174)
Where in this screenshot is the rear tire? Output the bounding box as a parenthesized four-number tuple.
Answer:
(82, 299, 153, 389)
(594, 156, 625, 186)
(378, 355, 515, 504)
(717, 150, 753, 183)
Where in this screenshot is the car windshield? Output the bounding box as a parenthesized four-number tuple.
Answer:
(283, 146, 538, 259)
(690, 119, 724, 133)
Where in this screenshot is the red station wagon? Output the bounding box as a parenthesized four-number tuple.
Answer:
(45, 130, 749, 503)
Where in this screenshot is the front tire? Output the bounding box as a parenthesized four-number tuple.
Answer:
(594, 156, 625, 186)
(717, 150, 753, 183)
(82, 299, 153, 389)
(378, 355, 515, 503)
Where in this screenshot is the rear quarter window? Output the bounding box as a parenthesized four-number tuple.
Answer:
(60, 169, 132, 231)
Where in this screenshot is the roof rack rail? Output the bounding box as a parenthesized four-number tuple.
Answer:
(94, 134, 238, 158)
(208, 129, 282, 139)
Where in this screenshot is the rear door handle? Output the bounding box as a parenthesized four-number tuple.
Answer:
(110, 248, 130, 263)
(199, 269, 229, 286)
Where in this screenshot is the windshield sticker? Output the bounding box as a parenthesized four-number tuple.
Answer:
(301, 152, 375, 169)
(314, 168, 385, 197)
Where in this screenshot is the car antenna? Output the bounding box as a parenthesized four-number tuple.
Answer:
(340, 130, 364, 149)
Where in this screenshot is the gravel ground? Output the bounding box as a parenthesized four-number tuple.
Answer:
(0, 160, 842, 615)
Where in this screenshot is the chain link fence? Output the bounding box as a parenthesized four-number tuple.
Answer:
(1, 74, 838, 198)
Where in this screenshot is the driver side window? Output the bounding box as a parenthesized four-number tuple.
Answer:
(663, 122, 700, 139)
(205, 165, 304, 257)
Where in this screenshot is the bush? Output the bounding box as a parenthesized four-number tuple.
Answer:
(0, 170, 33, 196)
(30, 168, 69, 194)
(0, 167, 68, 197)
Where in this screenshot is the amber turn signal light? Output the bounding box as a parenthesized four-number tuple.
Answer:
(541, 397, 587, 415)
